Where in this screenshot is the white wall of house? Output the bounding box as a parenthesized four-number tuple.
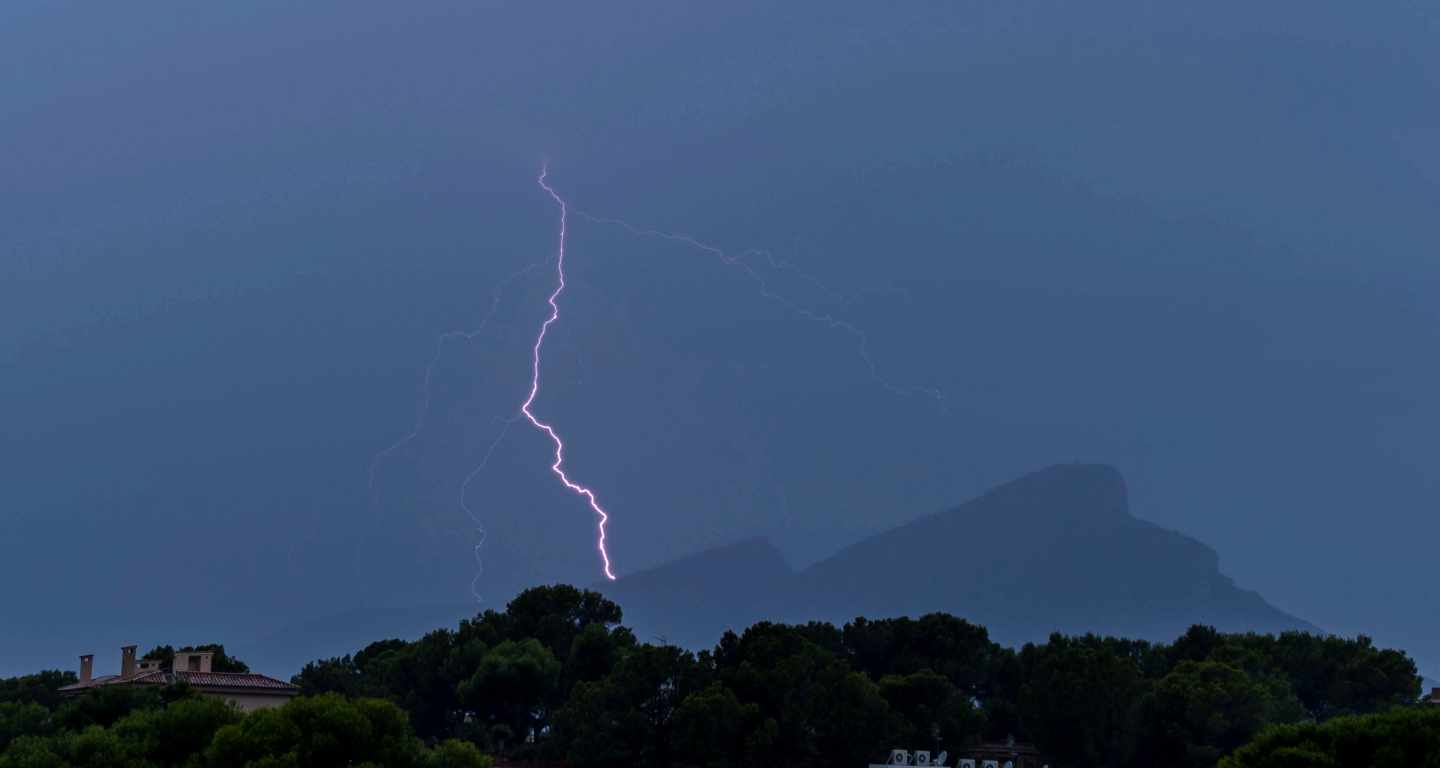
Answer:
(200, 690, 294, 712)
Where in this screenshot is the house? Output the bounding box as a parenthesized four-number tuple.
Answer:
(1425, 687, 1440, 705)
(963, 741, 1046, 768)
(867, 740, 1048, 768)
(59, 645, 298, 712)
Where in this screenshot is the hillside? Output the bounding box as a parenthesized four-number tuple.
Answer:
(242, 464, 1312, 672)
(598, 537, 798, 648)
(602, 464, 1315, 647)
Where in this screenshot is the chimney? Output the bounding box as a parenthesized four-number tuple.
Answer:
(178, 651, 215, 674)
(79, 655, 93, 685)
(120, 645, 137, 680)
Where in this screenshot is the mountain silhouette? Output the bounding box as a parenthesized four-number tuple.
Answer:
(243, 464, 1314, 672)
(600, 537, 799, 648)
(602, 464, 1315, 647)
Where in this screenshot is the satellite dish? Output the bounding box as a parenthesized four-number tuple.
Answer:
(934, 751, 949, 767)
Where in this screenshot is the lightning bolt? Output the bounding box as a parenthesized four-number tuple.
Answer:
(573, 212, 946, 410)
(378, 161, 944, 594)
(458, 411, 524, 600)
(367, 262, 539, 524)
(367, 261, 540, 602)
(522, 163, 618, 581)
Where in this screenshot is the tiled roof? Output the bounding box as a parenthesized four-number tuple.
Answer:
(58, 675, 121, 692)
(60, 671, 297, 693)
(168, 672, 297, 691)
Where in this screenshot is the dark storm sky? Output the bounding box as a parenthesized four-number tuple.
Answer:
(2, 1, 1436, 678)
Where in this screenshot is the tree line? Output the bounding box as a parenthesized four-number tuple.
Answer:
(2, 584, 1429, 767)
(290, 585, 1422, 767)
(0, 679, 490, 768)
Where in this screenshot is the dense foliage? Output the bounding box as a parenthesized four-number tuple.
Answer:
(0, 670, 490, 767)
(1221, 706, 1440, 767)
(2, 585, 1422, 767)
(291, 586, 1419, 767)
(141, 645, 250, 674)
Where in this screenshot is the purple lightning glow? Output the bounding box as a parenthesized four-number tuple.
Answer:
(376, 162, 943, 593)
(458, 411, 523, 600)
(368, 262, 539, 524)
(524, 164, 617, 581)
(366, 261, 540, 601)
(573, 211, 946, 410)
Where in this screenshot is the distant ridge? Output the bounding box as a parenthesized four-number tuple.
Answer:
(243, 464, 1316, 673)
(602, 464, 1316, 648)
(600, 537, 798, 647)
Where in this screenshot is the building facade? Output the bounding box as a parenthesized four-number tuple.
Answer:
(59, 646, 298, 712)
